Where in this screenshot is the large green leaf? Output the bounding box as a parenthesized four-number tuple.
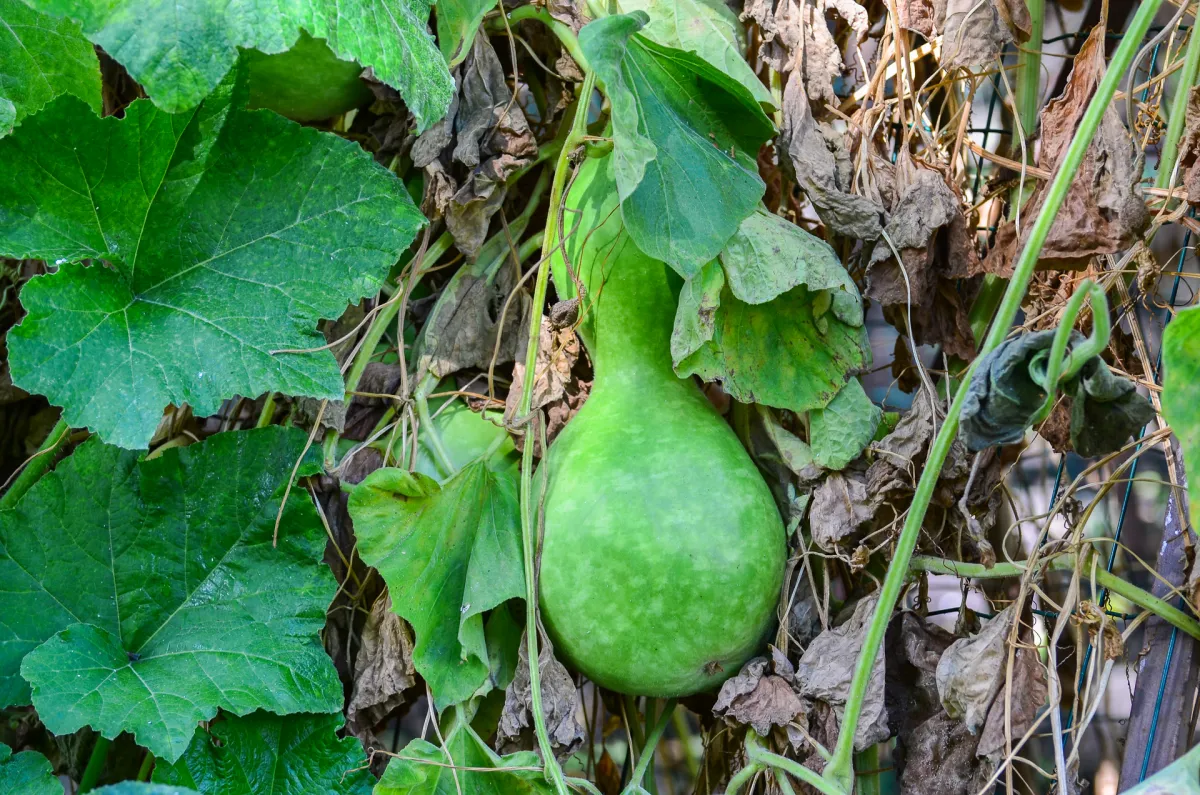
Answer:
(0, 86, 423, 450)
(578, 12, 773, 275)
(154, 711, 373, 794)
(350, 457, 524, 707)
(1164, 306, 1200, 529)
(617, 0, 773, 107)
(0, 0, 100, 136)
(0, 743, 58, 795)
(671, 211, 870, 414)
(375, 713, 553, 794)
(24, 0, 452, 130)
(1, 427, 342, 762)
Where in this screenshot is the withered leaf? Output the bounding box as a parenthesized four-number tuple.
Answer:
(412, 36, 538, 257)
(348, 592, 417, 742)
(497, 632, 586, 758)
(743, 0, 868, 110)
(1067, 354, 1156, 457)
(867, 157, 980, 359)
(898, 711, 984, 795)
(936, 605, 1015, 733)
(939, 0, 1028, 69)
(980, 24, 1147, 274)
(797, 594, 889, 750)
(810, 470, 873, 551)
(416, 250, 530, 383)
(975, 642, 1047, 758)
(505, 319, 581, 419)
(779, 77, 885, 240)
(713, 651, 804, 735)
(1182, 86, 1200, 204)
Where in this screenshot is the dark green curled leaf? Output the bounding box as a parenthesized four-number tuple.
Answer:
(962, 329, 1154, 456)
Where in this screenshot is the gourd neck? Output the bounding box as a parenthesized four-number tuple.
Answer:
(576, 238, 681, 386)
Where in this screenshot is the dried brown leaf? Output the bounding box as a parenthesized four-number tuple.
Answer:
(797, 594, 889, 750)
(975, 642, 1047, 758)
(713, 651, 805, 735)
(810, 470, 873, 551)
(981, 25, 1148, 274)
(347, 592, 417, 742)
(412, 36, 537, 257)
(498, 632, 586, 758)
(779, 77, 885, 240)
(935, 604, 1015, 733)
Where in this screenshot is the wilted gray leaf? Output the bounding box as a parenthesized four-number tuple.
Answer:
(347, 592, 417, 742)
(498, 632, 585, 758)
(936, 605, 1015, 733)
(975, 643, 1046, 758)
(713, 652, 804, 735)
(797, 594, 888, 750)
(810, 471, 873, 551)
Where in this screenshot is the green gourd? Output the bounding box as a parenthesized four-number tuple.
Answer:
(243, 32, 373, 122)
(540, 152, 785, 696)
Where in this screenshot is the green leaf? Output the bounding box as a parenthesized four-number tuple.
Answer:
(24, 0, 452, 131)
(375, 713, 553, 794)
(810, 379, 880, 470)
(672, 262, 870, 415)
(617, 0, 773, 107)
(95, 786, 200, 795)
(0, 743, 58, 795)
(1, 427, 342, 762)
(578, 12, 773, 275)
(1122, 740, 1200, 795)
(0, 0, 100, 136)
(153, 711, 373, 794)
(437, 0, 497, 66)
(0, 90, 424, 450)
(719, 208, 863, 322)
(350, 458, 525, 707)
(1163, 306, 1200, 529)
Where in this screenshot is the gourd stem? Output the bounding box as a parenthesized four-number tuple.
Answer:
(0, 418, 70, 509)
(819, 1, 1166, 789)
(910, 554, 1200, 641)
(136, 751, 155, 782)
(1156, 15, 1200, 190)
(517, 69, 597, 795)
(78, 735, 111, 793)
(1029, 279, 1110, 424)
(415, 392, 457, 476)
(623, 698, 676, 794)
(725, 763, 762, 795)
(744, 732, 844, 795)
(488, 6, 591, 73)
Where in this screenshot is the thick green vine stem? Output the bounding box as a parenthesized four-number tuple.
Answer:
(742, 732, 844, 795)
(517, 69, 597, 795)
(819, 1, 1166, 789)
(0, 418, 69, 509)
(910, 555, 1200, 641)
(622, 699, 677, 794)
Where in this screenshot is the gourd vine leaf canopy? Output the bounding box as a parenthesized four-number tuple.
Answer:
(0, 0, 100, 137)
(962, 329, 1154, 455)
(578, 11, 774, 275)
(376, 714, 555, 794)
(153, 711, 374, 794)
(349, 453, 525, 708)
(1162, 306, 1200, 529)
(672, 210, 871, 414)
(0, 75, 424, 450)
(21, 0, 453, 131)
(94, 786, 201, 795)
(0, 743, 59, 795)
(0, 427, 343, 763)
(810, 378, 881, 470)
(615, 0, 774, 108)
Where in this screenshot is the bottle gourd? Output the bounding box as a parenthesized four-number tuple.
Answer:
(540, 153, 785, 696)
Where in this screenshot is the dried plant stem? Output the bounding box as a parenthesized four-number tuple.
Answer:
(819, 2, 1168, 789)
(1156, 16, 1200, 190)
